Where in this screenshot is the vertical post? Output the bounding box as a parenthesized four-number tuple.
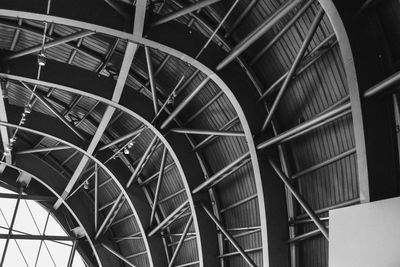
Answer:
(0, 185, 24, 266)
(202, 204, 257, 267)
(34, 210, 52, 267)
(168, 216, 193, 267)
(66, 239, 77, 267)
(94, 163, 99, 231)
(268, 159, 329, 240)
(150, 146, 167, 225)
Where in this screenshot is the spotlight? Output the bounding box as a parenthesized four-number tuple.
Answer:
(5, 144, 12, 152)
(127, 142, 134, 148)
(37, 52, 47, 66)
(9, 137, 16, 143)
(83, 180, 89, 190)
(24, 104, 32, 114)
(168, 94, 176, 105)
(124, 147, 130, 155)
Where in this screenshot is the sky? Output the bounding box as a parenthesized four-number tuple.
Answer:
(0, 186, 86, 267)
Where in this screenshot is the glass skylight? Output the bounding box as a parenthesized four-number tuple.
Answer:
(0, 186, 86, 267)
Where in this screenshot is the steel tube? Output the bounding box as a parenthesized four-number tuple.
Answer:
(262, 8, 325, 130)
(94, 193, 123, 239)
(3, 30, 94, 61)
(224, 0, 259, 38)
(192, 117, 239, 151)
(250, 0, 315, 66)
(269, 159, 329, 240)
(257, 102, 351, 150)
(66, 239, 77, 267)
(160, 77, 210, 129)
(292, 147, 356, 178)
(0, 193, 55, 202)
(102, 244, 136, 267)
(216, 0, 303, 70)
(145, 46, 159, 115)
(258, 33, 336, 101)
(148, 200, 189, 237)
(150, 146, 167, 225)
(126, 136, 158, 188)
(94, 164, 98, 231)
(364, 69, 400, 97)
(170, 128, 245, 137)
(21, 83, 86, 141)
(168, 216, 193, 267)
(152, 0, 222, 26)
(192, 152, 250, 194)
(0, 234, 76, 241)
(288, 228, 322, 243)
(280, 109, 352, 143)
(202, 204, 257, 267)
(98, 126, 145, 151)
(295, 198, 359, 220)
(16, 145, 71, 154)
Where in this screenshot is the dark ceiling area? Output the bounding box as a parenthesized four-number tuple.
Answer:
(0, 0, 399, 266)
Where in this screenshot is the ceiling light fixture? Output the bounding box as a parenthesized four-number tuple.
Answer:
(37, 51, 47, 66)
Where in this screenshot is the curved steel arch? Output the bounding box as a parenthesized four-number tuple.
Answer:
(0, 7, 269, 265)
(1, 71, 211, 266)
(0, 160, 103, 267)
(0, 120, 161, 266)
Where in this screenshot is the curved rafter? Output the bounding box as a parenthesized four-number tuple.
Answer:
(0, 0, 374, 266)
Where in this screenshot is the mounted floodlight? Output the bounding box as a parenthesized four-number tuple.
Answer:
(37, 52, 47, 66)
(124, 147, 130, 155)
(83, 180, 89, 190)
(24, 104, 32, 114)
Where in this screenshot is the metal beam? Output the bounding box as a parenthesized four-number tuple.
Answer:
(98, 126, 145, 151)
(21, 82, 86, 140)
(160, 77, 210, 129)
(150, 146, 167, 226)
(250, 0, 315, 66)
(145, 47, 159, 115)
(224, 0, 259, 38)
(66, 239, 77, 267)
(126, 136, 158, 188)
(3, 30, 94, 61)
(202, 204, 257, 267)
(102, 244, 136, 267)
(148, 200, 189, 237)
(94, 164, 99, 231)
(192, 152, 250, 194)
(262, 7, 325, 130)
(257, 33, 337, 101)
(0, 81, 11, 164)
(0, 234, 75, 241)
(216, 0, 303, 70)
(192, 117, 239, 151)
(0, 193, 56, 202)
(170, 128, 245, 137)
(292, 148, 356, 179)
(94, 193, 124, 240)
(151, 0, 222, 26)
(53, 1, 147, 210)
(168, 216, 193, 267)
(364, 69, 400, 98)
(16, 145, 71, 154)
(268, 159, 329, 240)
(257, 102, 351, 150)
(0, 186, 24, 266)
